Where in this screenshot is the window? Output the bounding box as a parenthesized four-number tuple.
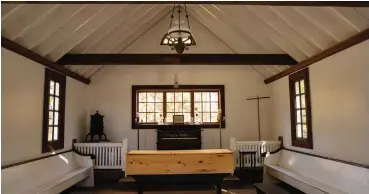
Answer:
(289, 68, 313, 149)
(42, 69, 66, 153)
(132, 85, 225, 129)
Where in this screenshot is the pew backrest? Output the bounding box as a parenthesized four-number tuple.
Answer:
(264, 149, 369, 194)
(1, 151, 93, 193)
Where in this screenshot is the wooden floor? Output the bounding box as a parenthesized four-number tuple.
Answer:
(71, 188, 257, 194)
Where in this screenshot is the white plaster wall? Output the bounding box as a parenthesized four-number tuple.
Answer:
(1, 48, 88, 166)
(269, 40, 369, 165)
(88, 65, 273, 151)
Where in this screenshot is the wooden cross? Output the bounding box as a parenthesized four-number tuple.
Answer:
(247, 96, 270, 141)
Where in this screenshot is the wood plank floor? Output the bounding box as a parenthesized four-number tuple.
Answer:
(71, 188, 257, 194)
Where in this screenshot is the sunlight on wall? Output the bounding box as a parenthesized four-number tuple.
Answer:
(58, 155, 69, 164)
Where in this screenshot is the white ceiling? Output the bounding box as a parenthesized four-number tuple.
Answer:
(2, 3, 369, 79)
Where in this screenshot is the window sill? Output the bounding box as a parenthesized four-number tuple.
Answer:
(292, 139, 313, 149)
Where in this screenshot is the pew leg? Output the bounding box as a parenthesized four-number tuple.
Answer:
(77, 168, 94, 187)
(215, 181, 222, 194)
(136, 182, 144, 194)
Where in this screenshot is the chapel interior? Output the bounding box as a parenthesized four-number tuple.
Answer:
(1, 1, 369, 194)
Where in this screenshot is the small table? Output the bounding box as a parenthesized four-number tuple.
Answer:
(238, 149, 257, 182)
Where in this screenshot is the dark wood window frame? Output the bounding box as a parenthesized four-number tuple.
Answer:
(289, 68, 313, 149)
(42, 68, 66, 153)
(132, 85, 225, 129)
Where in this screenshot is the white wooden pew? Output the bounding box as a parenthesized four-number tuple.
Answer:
(262, 148, 369, 194)
(1, 150, 95, 194)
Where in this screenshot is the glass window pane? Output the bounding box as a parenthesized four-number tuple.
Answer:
(49, 96, 54, 110)
(203, 102, 210, 112)
(295, 81, 299, 94)
(167, 103, 174, 112)
(48, 127, 53, 141)
(167, 92, 174, 102)
(156, 113, 163, 123)
(300, 80, 305, 93)
(147, 93, 155, 102)
(138, 103, 146, 112)
(301, 95, 306, 108)
(297, 124, 302, 138)
(50, 81, 55, 95)
(55, 97, 59, 111)
(194, 103, 202, 112)
(175, 103, 183, 112)
(302, 124, 307, 138)
(147, 113, 155, 122)
(183, 103, 191, 112)
(211, 92, 218, 102)
(147, 103, 155, 112)
(55, 83, 60, 96)
(302, 109, 307, 123)
(166, 113, 174, 122)
(138, 92, 146, 102)
(295, 96, 301, 109)
(183, 92, 191, 102)
(296, 110, 301, 123)
(202, 93, 210, 102)
(175, 92, 182, 102)
(195, 112, 202, 123)
(211, 113, 218, 122)
(203, 113, 210, 122)
(49, 111, 53, 125)
(155, 103, 163, 112)
(139, 113, 146, 123)
(194, 92, 202, 102)
(54, 112, 59, 125)
(155, 93, 163, 102)
(210, 103, 218, 112)
(53, 127, 58, 140)
(183, 113, 191, 123)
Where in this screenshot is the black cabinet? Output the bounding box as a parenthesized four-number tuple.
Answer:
(157, 125, 202, 150)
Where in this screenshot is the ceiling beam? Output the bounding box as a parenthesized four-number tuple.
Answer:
(264, 28, 369, 84)
(57, 54, 297, 66)
(3, 1, 369, 7)
(1, 37, 91, 85)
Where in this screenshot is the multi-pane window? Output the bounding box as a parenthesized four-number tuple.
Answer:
(166, 92, 191, 123)
(138, 92, 163, 123)
(194, 92, 219, 123)
(133, 85, 225, 129)
(42, 69, 66, 153)
(289, 68, 313, 149)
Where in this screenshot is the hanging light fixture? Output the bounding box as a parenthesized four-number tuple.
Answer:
(160, 4, 196, 55)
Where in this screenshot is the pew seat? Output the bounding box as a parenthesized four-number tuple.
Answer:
(1, 151, 95, 194)
(263, 149, 369, 194)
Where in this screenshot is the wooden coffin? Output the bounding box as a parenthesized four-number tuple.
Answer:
(126, 149, 234, 175)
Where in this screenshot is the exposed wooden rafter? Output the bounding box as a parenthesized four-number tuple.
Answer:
(264, 28, 369, 84)
(57, 54, 297, 66)
(1, 37, 91, 85)
(3, 1, 369, 7)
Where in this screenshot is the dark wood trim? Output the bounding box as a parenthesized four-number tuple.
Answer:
(132, 85, 226, 129)
(1, 36, 90, 85)
(283, 148, 369, 169)
(57, 54, 297, 66)
(264, 28, 369, 84)
(1, 149, 73, 169)
(72, 139, 96, 159)
(3, 1, 369, 7)
(289, 68, 313, 149)
(42, 68, 66, 153)
(261, 147, 283, 158)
